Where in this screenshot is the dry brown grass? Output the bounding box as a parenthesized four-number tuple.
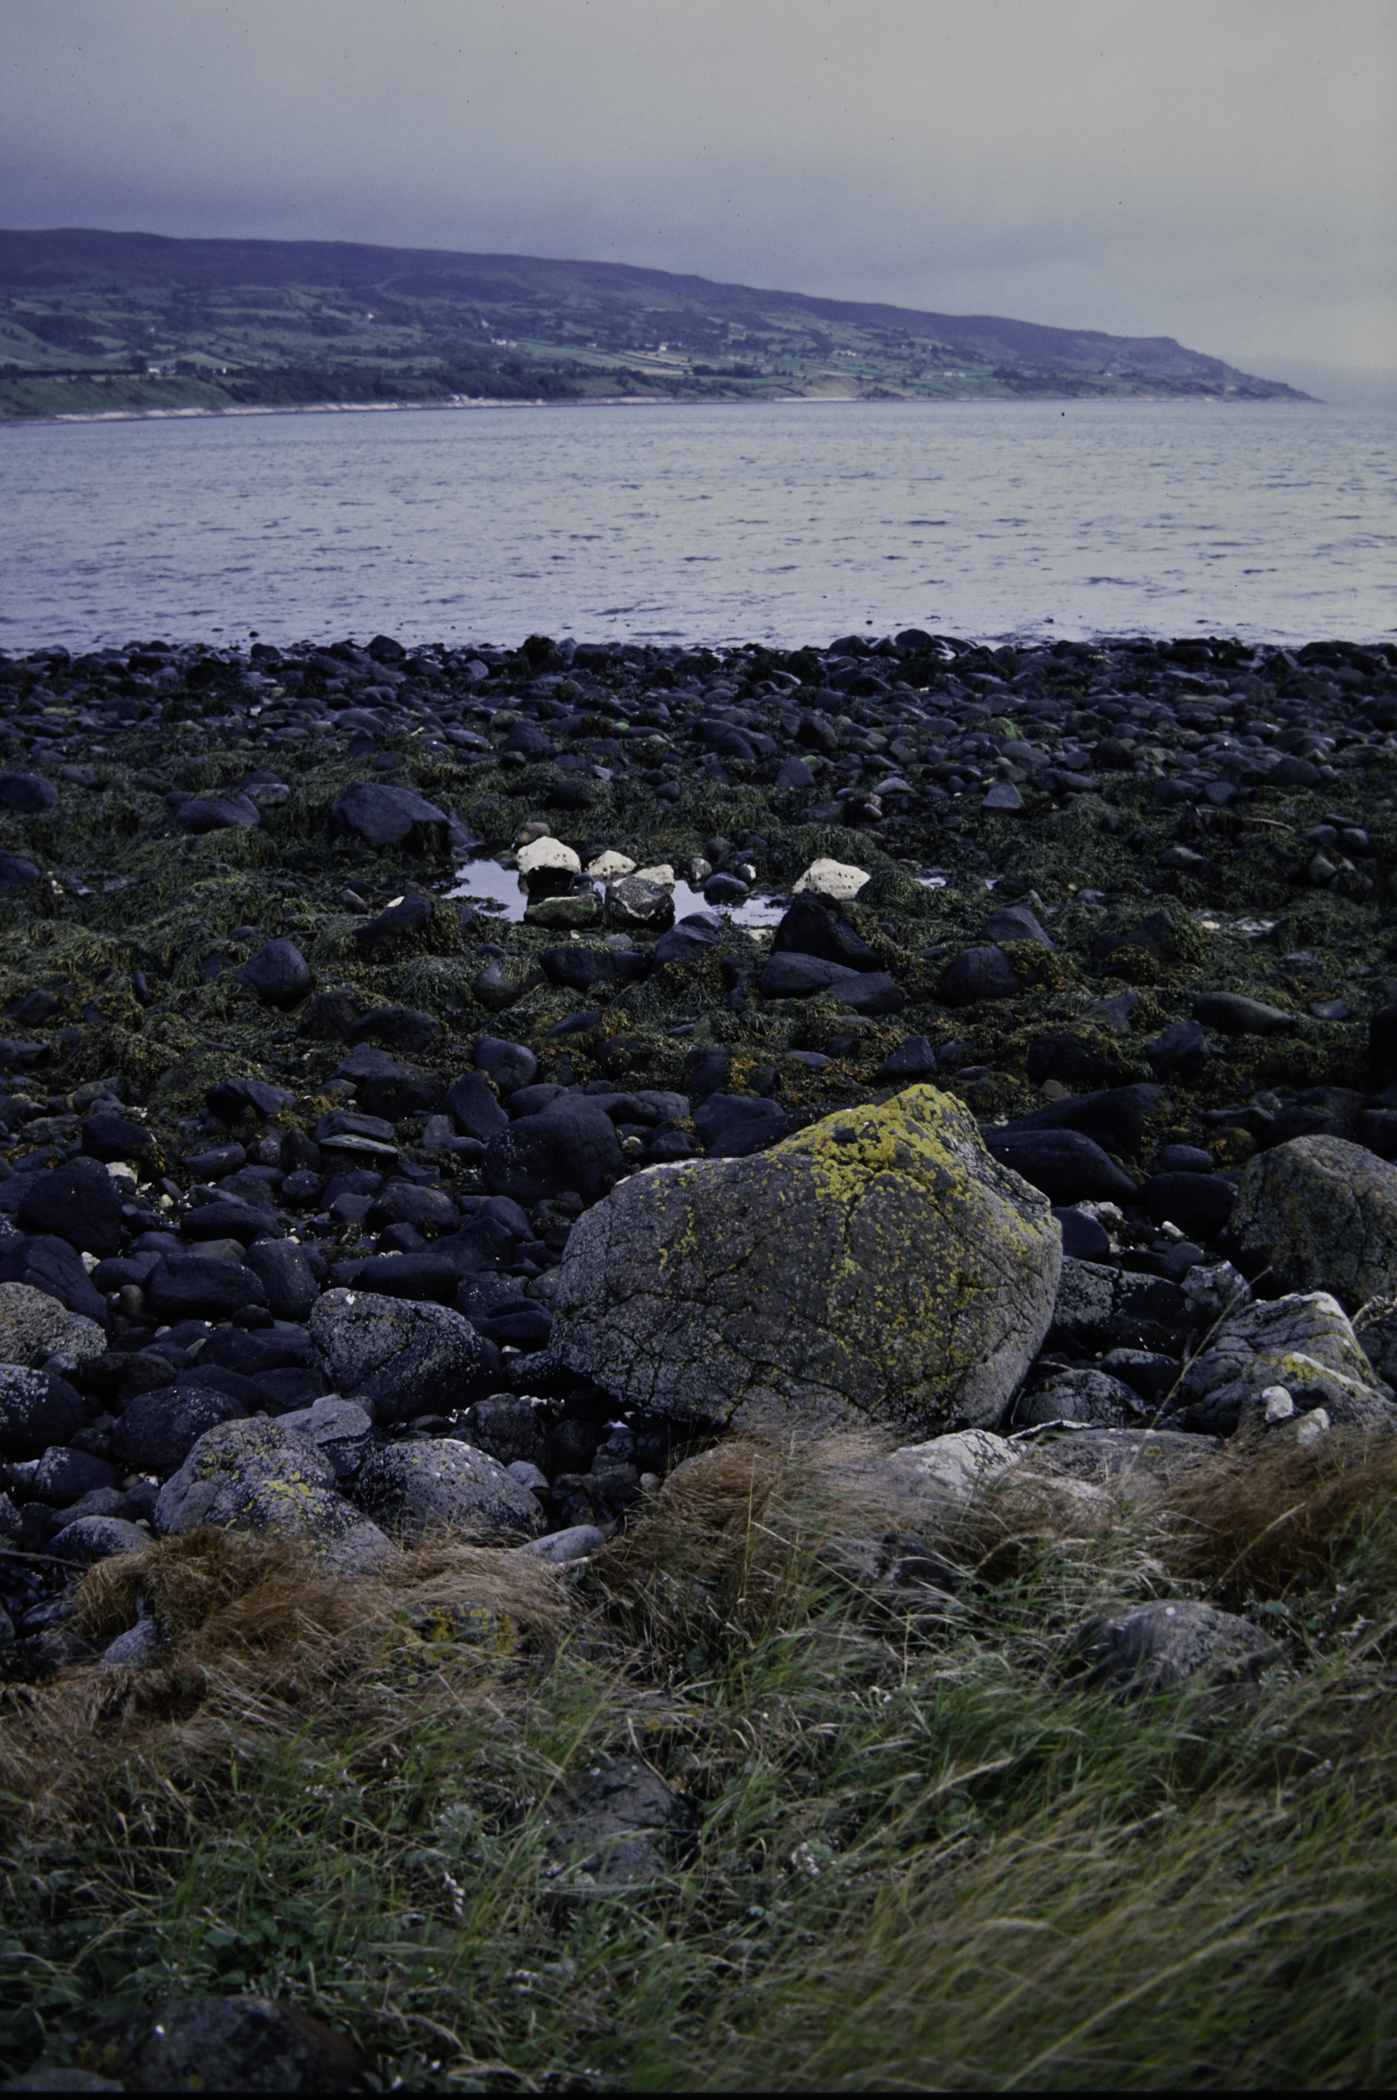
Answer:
(0, 1527, 576, 1832)
(592, 1431, 929, 1663)
(1145, 1430, 1397, 1607)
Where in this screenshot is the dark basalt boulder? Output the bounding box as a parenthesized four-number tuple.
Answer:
(145, 1255, 270, 1323)
(985, 1128, 1138, 1206)
(940, 945, 1022, 1004)
(16, 1159, 125, 1257)
(117, 1382, 249, 1477)
(999, 1084, 1161, 1160)
(443, 1070, 509, 1141)
(354, 891, 434, 953)
(483, 1099, 624, 1209)
(81, 1109, 158, 1163)
(694, 1093, 795, 1158)
(771, 894, 880, 971)
(329, 781, 449, 851)
(0, 772, 58, 814)
(235, 938, 312, 1008)
(1142, 1171, 1236, 1241)
(205, 1076, 294, 1123)
(0, 1233, 107, 1320)
(1192, 991, 1296, 1037)
(175, 794, 261, 832)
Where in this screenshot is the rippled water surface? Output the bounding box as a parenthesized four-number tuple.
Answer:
(2, 398, 1392, 651)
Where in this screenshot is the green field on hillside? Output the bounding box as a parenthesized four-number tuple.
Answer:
(0, 228, 1310, 420)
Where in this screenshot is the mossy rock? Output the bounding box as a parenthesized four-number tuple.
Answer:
(550, 1085, 1061, 1438)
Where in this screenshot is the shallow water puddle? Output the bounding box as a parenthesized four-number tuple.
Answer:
(446, 858, 788, 927)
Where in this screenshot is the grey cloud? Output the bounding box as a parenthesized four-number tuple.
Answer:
(0, 0, 1392, 373)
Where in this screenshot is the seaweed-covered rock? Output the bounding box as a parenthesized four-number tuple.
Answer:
(1228, 1135, 1397, 1307)
(1170, 1290, 1394, 1435)
(355, 1438, 546, 1544)
(329, 781, 449, 851)
(550, 1086, 1061, 1436)
(154, 1417, 390, 1574)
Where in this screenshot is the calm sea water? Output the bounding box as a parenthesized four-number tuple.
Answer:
(1, 398, 1392, 652)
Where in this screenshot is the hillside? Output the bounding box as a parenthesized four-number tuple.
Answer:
(0, 227, 1311, 421)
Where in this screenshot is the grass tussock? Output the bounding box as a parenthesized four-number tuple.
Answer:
(4, 1432, 1397, 2088)
(1148, 1429, 1397, 1607)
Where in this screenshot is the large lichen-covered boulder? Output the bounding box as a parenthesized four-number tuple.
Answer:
(154, 1417, 391, 1576)
(1171, 1290, 1395, 1435)
(550, 1086, 1061, 1436)
(1228, 1136, 1397, 1308)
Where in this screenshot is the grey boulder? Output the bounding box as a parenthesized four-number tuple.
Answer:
(309, 1288, 490, 1423)
(155, 1417, 390, 1575)
(1016, 1367, 1149, 1428)
(550, 1086, 1061, 1438)
(1228, 1135, 1397, 1308)
(0, 1282, 105, 1369)
(1075, 1599, 1284, 1701)
(545, 1752, 692, 1887)
(355, 1437, 546, 1544)
(0, 1364, 86, 1459)
(1171, 1289, 1395, 1436)
(48, 1514, 152, 1565)
(272, 1395, 374, 1479)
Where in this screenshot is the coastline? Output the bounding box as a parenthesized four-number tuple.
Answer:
(1, 620, 1396, 2087)
(2, 387, 1305, 430)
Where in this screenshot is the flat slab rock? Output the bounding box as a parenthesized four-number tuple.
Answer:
(550, 1085, 1061, 1437)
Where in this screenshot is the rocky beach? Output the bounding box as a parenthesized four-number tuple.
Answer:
(4, 622, 1397, 2087)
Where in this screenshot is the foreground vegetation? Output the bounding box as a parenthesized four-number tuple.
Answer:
(3, 1428, 1397, 2090)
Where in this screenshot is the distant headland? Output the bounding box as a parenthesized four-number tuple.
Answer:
(0, 227, 1313, 424)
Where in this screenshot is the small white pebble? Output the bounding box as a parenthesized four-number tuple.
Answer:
(1262, 1385, 1295, 1424)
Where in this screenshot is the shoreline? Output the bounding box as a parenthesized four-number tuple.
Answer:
(0, 388, 1326, 431)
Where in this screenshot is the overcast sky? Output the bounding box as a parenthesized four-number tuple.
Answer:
(1, 0, 1393, 387)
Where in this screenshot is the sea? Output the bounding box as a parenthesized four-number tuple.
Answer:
(1, 397, 1392, 654)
